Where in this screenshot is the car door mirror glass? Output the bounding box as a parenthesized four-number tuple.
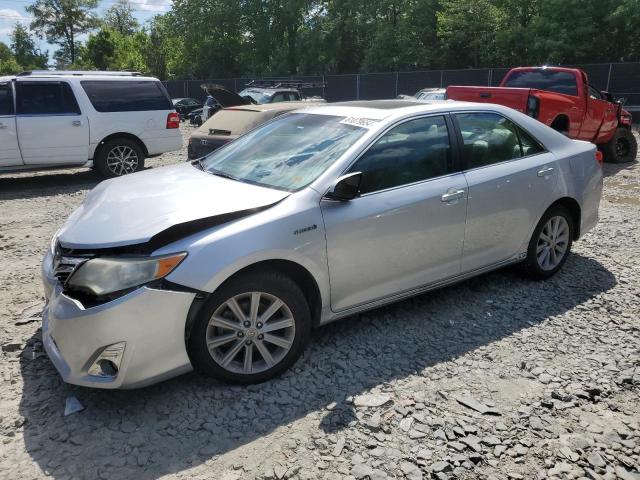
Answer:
(325, 172, 362, 201)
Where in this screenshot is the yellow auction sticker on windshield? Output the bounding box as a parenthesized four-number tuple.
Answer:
(340, 117, 379, 128)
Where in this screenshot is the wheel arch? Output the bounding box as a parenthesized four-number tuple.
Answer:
(92, 132, 149, 160)
(183, 259, 323, 348)
(549, 114, 570, 134)
(544, 197, 581, 240)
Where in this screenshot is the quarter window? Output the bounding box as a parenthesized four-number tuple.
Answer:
(456, 112, 543, 169)
(81, 80, 172, 112)
(349, 116, 451, 194)
(0, 83, 13, 116)
(16, 82, 80, 115)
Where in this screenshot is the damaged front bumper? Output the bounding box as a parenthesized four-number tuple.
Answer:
(41, 253, 195, 389)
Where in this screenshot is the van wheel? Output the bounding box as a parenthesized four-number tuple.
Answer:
(602, 127, 637, 164)
(523, 205, 574, 280)
(188, 271, 311, 384)
(95, 138, 145, 178)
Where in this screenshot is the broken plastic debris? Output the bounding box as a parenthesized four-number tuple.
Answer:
(64, 396, 85, 416)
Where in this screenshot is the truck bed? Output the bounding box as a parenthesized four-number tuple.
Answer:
(446, 86, 531, 114)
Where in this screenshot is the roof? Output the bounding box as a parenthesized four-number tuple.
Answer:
(240, 87, 300, 94)
(1, 71, 159, 82)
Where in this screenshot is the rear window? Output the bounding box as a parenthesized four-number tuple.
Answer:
(503, 70, 578, 96)
(198, 109, 273, 135)
(81, 80, 172, 112)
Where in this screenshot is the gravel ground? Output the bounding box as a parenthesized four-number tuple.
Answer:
(0, 124, 638, 480)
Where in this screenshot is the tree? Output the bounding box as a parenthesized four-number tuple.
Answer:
(0, 42, 21, 74)
(104, 0, 139, 36)
(84, 28, 116, 69)
(27, 0, 99, 65)
(10, 24, 48, 70)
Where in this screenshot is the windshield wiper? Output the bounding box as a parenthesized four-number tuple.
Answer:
(208, 168, 239, 181)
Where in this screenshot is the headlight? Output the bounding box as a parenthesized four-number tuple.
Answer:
(68, 253, 187, 296)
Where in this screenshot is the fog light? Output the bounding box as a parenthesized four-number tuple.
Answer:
(88, 342, 126, 377)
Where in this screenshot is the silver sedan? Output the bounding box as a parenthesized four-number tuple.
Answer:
(41, 100, 603, 388)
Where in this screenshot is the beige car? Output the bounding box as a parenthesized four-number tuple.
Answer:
(187, 102, 323, 159)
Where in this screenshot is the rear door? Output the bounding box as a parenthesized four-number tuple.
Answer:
(16, 80, 89, 165)
(0, 82, 22, 167)
(453, 112, 557, 273)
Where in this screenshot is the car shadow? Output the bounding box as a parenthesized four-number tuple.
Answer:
(603, 160, 637, 178)
(18, 253, 616, 479)
(0, 169, 100, 200)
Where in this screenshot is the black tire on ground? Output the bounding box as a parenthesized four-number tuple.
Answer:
(94, 138, 145, 179)
(522, 205, 574, 280)
(188, 271, 311, 384)
(601, 127, 638, 164)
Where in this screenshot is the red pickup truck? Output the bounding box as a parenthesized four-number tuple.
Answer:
(447, 66, 636, 163)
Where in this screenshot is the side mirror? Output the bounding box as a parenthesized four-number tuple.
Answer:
(600, 90, 614, 102)
(324, 172, 362, 201)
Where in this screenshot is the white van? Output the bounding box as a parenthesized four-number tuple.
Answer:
(0, 71, 182, 178)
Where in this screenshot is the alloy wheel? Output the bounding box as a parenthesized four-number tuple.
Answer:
(536, 215, 570, 271)
(206, 292, 296, 374)
(106, 146, 139, 176)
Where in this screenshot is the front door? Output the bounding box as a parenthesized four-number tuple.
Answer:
(0, 82, 22, 167)
(453, 112, 558, 273)
(15, 81, 89, 165)
(321, 115, 468, 312)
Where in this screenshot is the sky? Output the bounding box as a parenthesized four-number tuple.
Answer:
(0, 0, 172, 58)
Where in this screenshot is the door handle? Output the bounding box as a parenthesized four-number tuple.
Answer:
(0, 123, 6, 129)
(441, 189, 465, 202)
(72, 120, 82, 127)
(537, 166, 555, 177)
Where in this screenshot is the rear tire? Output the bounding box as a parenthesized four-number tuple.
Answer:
(94, 138, 145, 179)
(523, 205, 574, 280)
(602, 127, 637, 164)
(188, 271, 311, 384)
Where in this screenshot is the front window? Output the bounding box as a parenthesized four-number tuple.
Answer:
(239, 89, 272, 104)
(200, 113, 368, 191)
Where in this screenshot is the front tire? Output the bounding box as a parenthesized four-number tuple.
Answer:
(602, 127, 637, 164)
(94, 138, 145, 178)
(523, 205, 574, 280)
(188, 271, 311, 384)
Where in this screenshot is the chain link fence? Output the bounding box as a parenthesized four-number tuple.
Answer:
(164, 62, 640, 118)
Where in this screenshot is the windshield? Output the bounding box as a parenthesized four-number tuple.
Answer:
(200, 113, 368, 191)
(503, 70, 578, 96)
(238, 89, 271, 104)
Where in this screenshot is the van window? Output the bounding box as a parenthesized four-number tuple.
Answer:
(0, 83, 13, 115)
(81, 80, 172, 112)
(16, 82, 80, 115)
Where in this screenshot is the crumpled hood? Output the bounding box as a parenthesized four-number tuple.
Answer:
(58, 163, 289, 249)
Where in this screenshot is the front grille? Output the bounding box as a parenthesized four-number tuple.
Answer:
(53, 244, 92, 285)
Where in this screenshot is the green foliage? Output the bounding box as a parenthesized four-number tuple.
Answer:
(11, 24, 49, 70)
(29, 0, 640, 78)
(103, 0, 139, 35)
(27, 0, 99, 64)
(0, 42, 21, 75)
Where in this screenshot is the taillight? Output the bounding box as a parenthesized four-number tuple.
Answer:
(166, 112, 180, 129)
(595, 150, 603, 166)
(526, 95, 540, 119)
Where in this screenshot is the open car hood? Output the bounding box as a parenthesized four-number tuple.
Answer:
(201, 83, 253, 108)
(57, 163, 289, 251)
